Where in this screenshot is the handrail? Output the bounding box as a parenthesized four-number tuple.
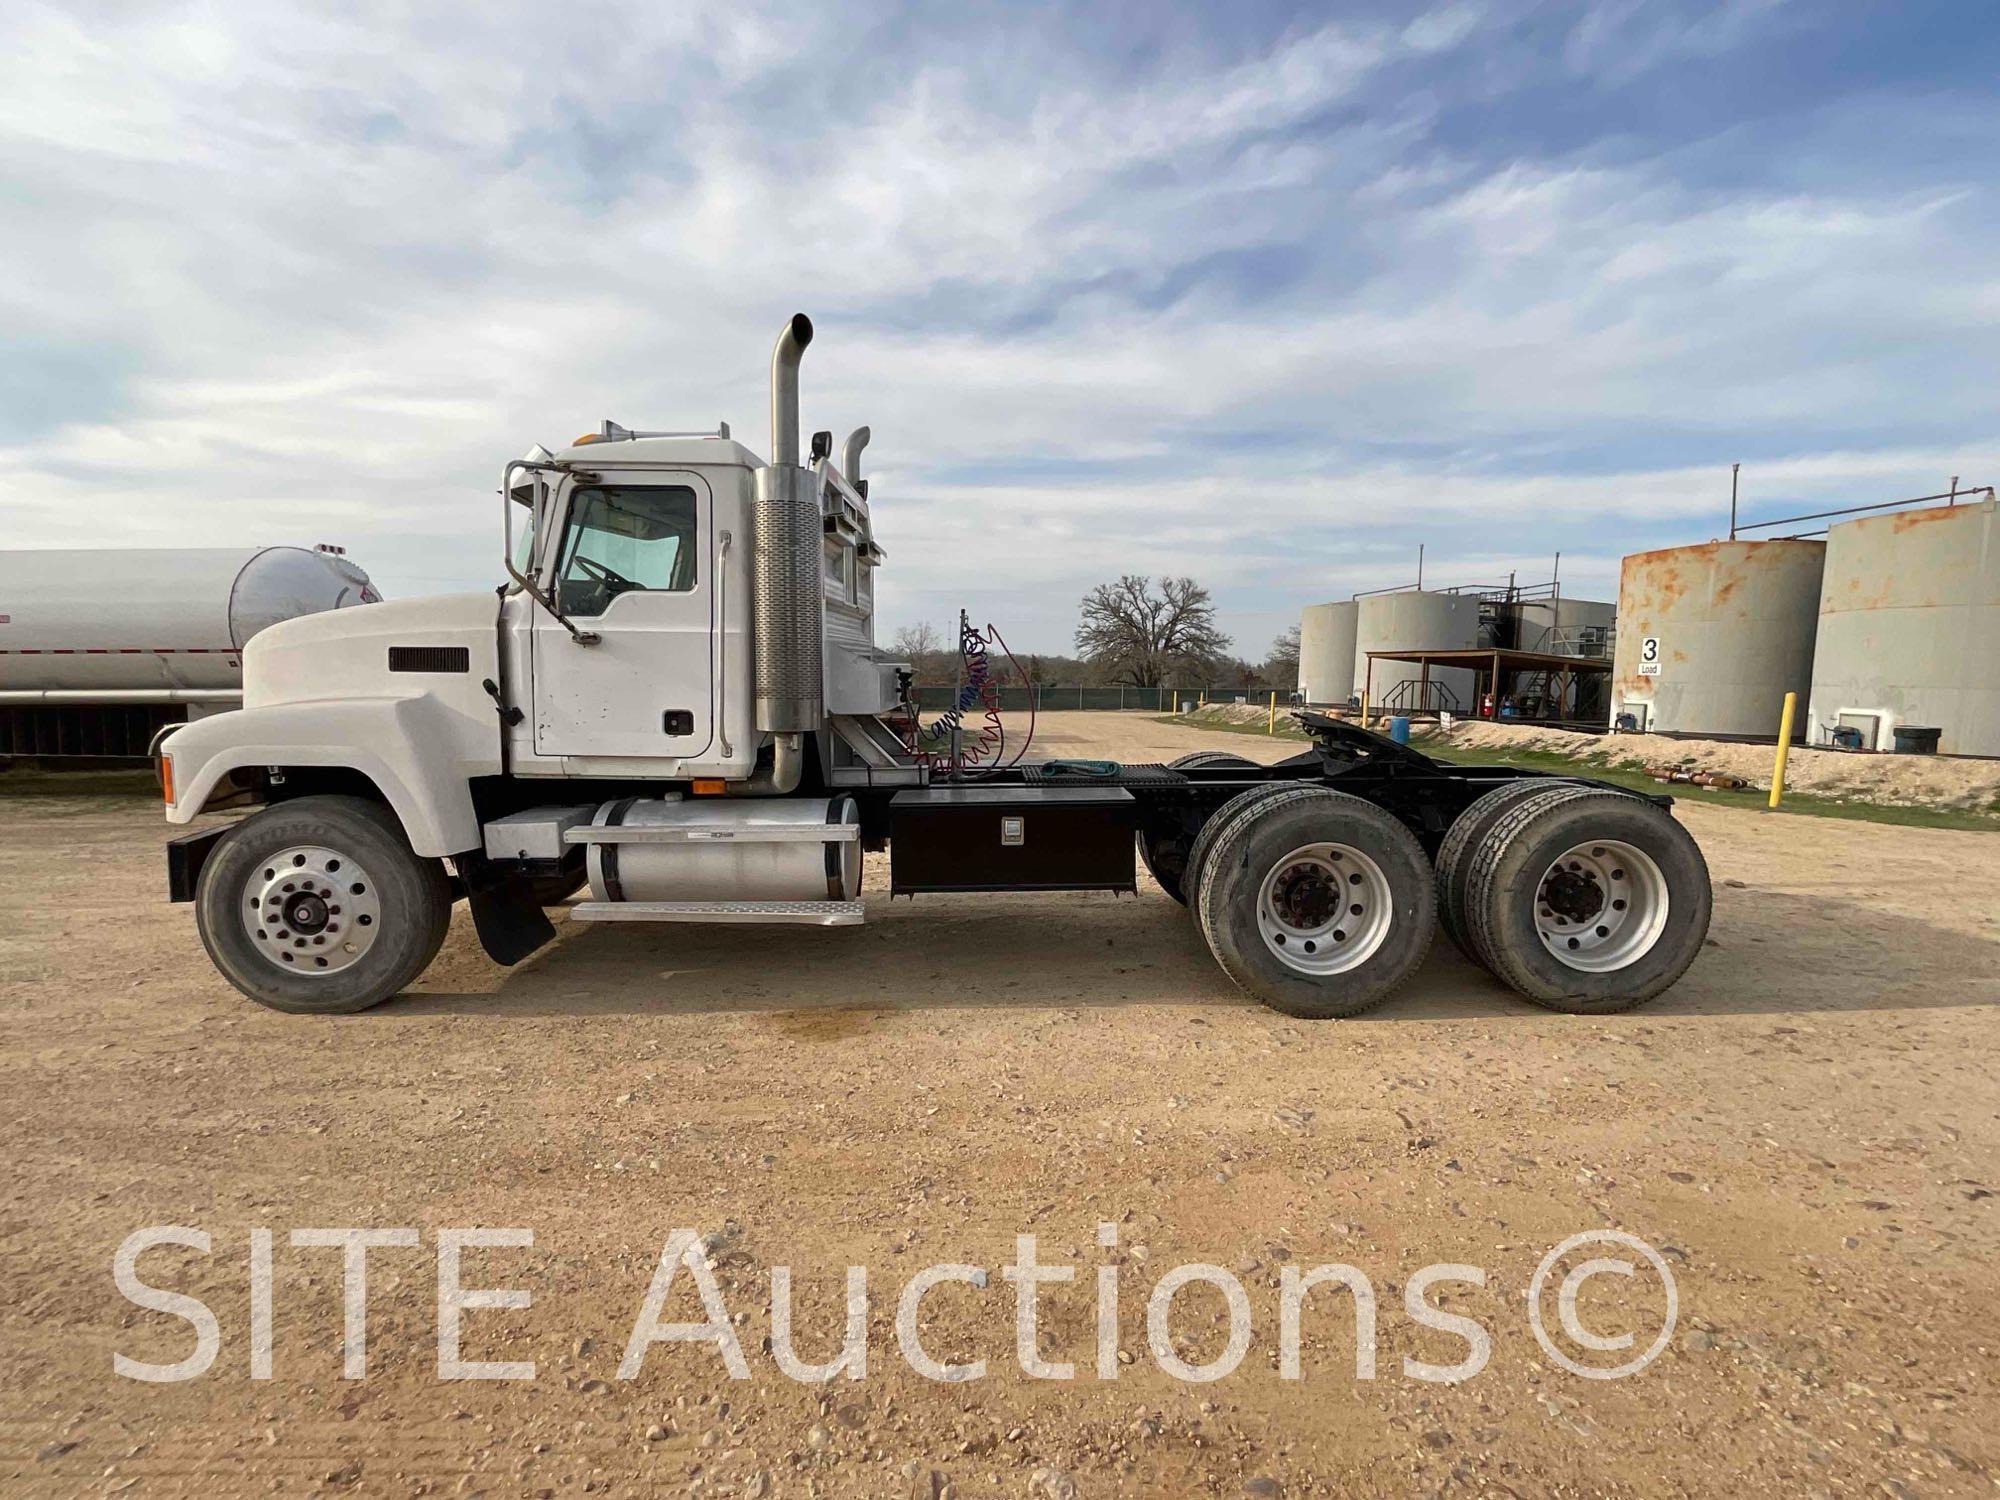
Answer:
(1731, 483, 1994, 537)
(716, 529, 733, 758)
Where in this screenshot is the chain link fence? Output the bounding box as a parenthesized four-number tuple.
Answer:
(909, 685, 1276, 712)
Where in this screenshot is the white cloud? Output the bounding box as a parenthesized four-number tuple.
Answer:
(0, 0, 1993, 657)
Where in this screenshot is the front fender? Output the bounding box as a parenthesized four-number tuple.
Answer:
(162, 696, 488, 857)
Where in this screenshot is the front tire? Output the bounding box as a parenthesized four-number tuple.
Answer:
(1196, 788, 1436, 1019)
(195, 795, 453, 1014)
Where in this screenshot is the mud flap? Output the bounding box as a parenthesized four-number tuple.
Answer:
(166, 825, 230, 903)
(455, 850, 558, 966)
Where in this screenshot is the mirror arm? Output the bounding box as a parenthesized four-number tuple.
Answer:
(501, 459, 600, 646)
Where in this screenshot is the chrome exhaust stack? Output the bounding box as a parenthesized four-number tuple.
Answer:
(769, 313, 813, 466)
(750, 313, 824, 780)
(839, 425, 870, 487)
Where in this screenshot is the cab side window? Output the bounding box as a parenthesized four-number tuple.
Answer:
(555, 486, 698, 617)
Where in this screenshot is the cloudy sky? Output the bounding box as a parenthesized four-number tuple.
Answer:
(5, 1, 1996, 660)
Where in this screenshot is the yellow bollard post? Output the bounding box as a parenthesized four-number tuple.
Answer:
(1200, 689, 1206, 708)
(1768, 691, 1797, 809)
(1268, 691, 1276, 734)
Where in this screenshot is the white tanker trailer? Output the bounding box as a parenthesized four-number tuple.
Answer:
(0, 546, 379, 761)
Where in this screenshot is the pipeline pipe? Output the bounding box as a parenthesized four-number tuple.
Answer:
(769, 313, 814, 466)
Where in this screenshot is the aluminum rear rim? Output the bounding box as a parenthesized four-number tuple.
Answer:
(1256, 842, 1394, 976)
(239, 845, 382, 975)
(1534, 839, 1668, 972)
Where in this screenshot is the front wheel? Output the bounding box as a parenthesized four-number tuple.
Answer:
(194, 795, 453, 1014)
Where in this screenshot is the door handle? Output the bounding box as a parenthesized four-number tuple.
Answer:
(662, 710, 695, 736)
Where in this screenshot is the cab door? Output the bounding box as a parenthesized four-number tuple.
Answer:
(530, 473, 714, 760)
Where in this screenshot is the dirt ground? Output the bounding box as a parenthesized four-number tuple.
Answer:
(3, 711, 1998, 1498)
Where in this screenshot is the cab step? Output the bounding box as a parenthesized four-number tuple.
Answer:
(567, 899, 865, 926)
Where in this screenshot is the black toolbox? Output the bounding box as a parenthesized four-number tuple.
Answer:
(889, 786, 1136, 894)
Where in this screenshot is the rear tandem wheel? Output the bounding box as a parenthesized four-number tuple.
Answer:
(1432, 778, 1581, 967)
(1461, 786, 1712, 1013)
(1193, 786, 1437, 1019)
(1137, 751, 1261, 905)
(1180, 780, 1335, 922)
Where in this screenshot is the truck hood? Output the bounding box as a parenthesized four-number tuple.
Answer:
(244, 591, 499, 708)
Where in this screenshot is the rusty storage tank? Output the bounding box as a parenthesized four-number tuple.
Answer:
(1298, 600, 1359, 706)
(1610, 539, 1824, 736)
(1807, 497, 1999, 754)
(1354, 590, 1480, 715)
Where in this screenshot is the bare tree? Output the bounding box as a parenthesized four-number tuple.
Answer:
(1074, 575, 1231, 688)
(1262, 623, 1301, 688)
(891, 621, 942, 659)
(890, 622, 957, 684)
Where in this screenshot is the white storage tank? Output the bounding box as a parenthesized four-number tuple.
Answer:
(1610, 539, 1824, 736)
(0, 546, 379, 758)
(1807, 498, 1999, 754)
(1298, 600, 1359, 706)
(1354, 591, 1480, 714)
(1505, 596, 1618, 656)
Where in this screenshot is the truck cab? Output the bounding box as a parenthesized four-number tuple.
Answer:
(504, 427, 895, 779)
(163, 315, 903, 850)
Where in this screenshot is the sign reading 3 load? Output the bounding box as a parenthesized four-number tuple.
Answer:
(1638, 636, 1662, 677)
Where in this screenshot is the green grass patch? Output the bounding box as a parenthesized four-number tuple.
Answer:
(1155, 713, 2000, 833)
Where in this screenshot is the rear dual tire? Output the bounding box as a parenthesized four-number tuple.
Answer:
(1185, 776, 1712, 1019)
(1139, 752, 1260, 904)
(1193, 787, 1436, 1019)
(1433, 778, 1577, 967)
(1181, 778, 1314, 920)
(1460, 786, 1711, 1013)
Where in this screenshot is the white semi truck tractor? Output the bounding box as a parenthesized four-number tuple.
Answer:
(160, 315, 1712, 1017)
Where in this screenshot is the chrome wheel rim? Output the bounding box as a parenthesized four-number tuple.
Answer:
(1534, 839, 1668, 972)
(1256, 842, 1394, 976)
(239, 845, 382, 975)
